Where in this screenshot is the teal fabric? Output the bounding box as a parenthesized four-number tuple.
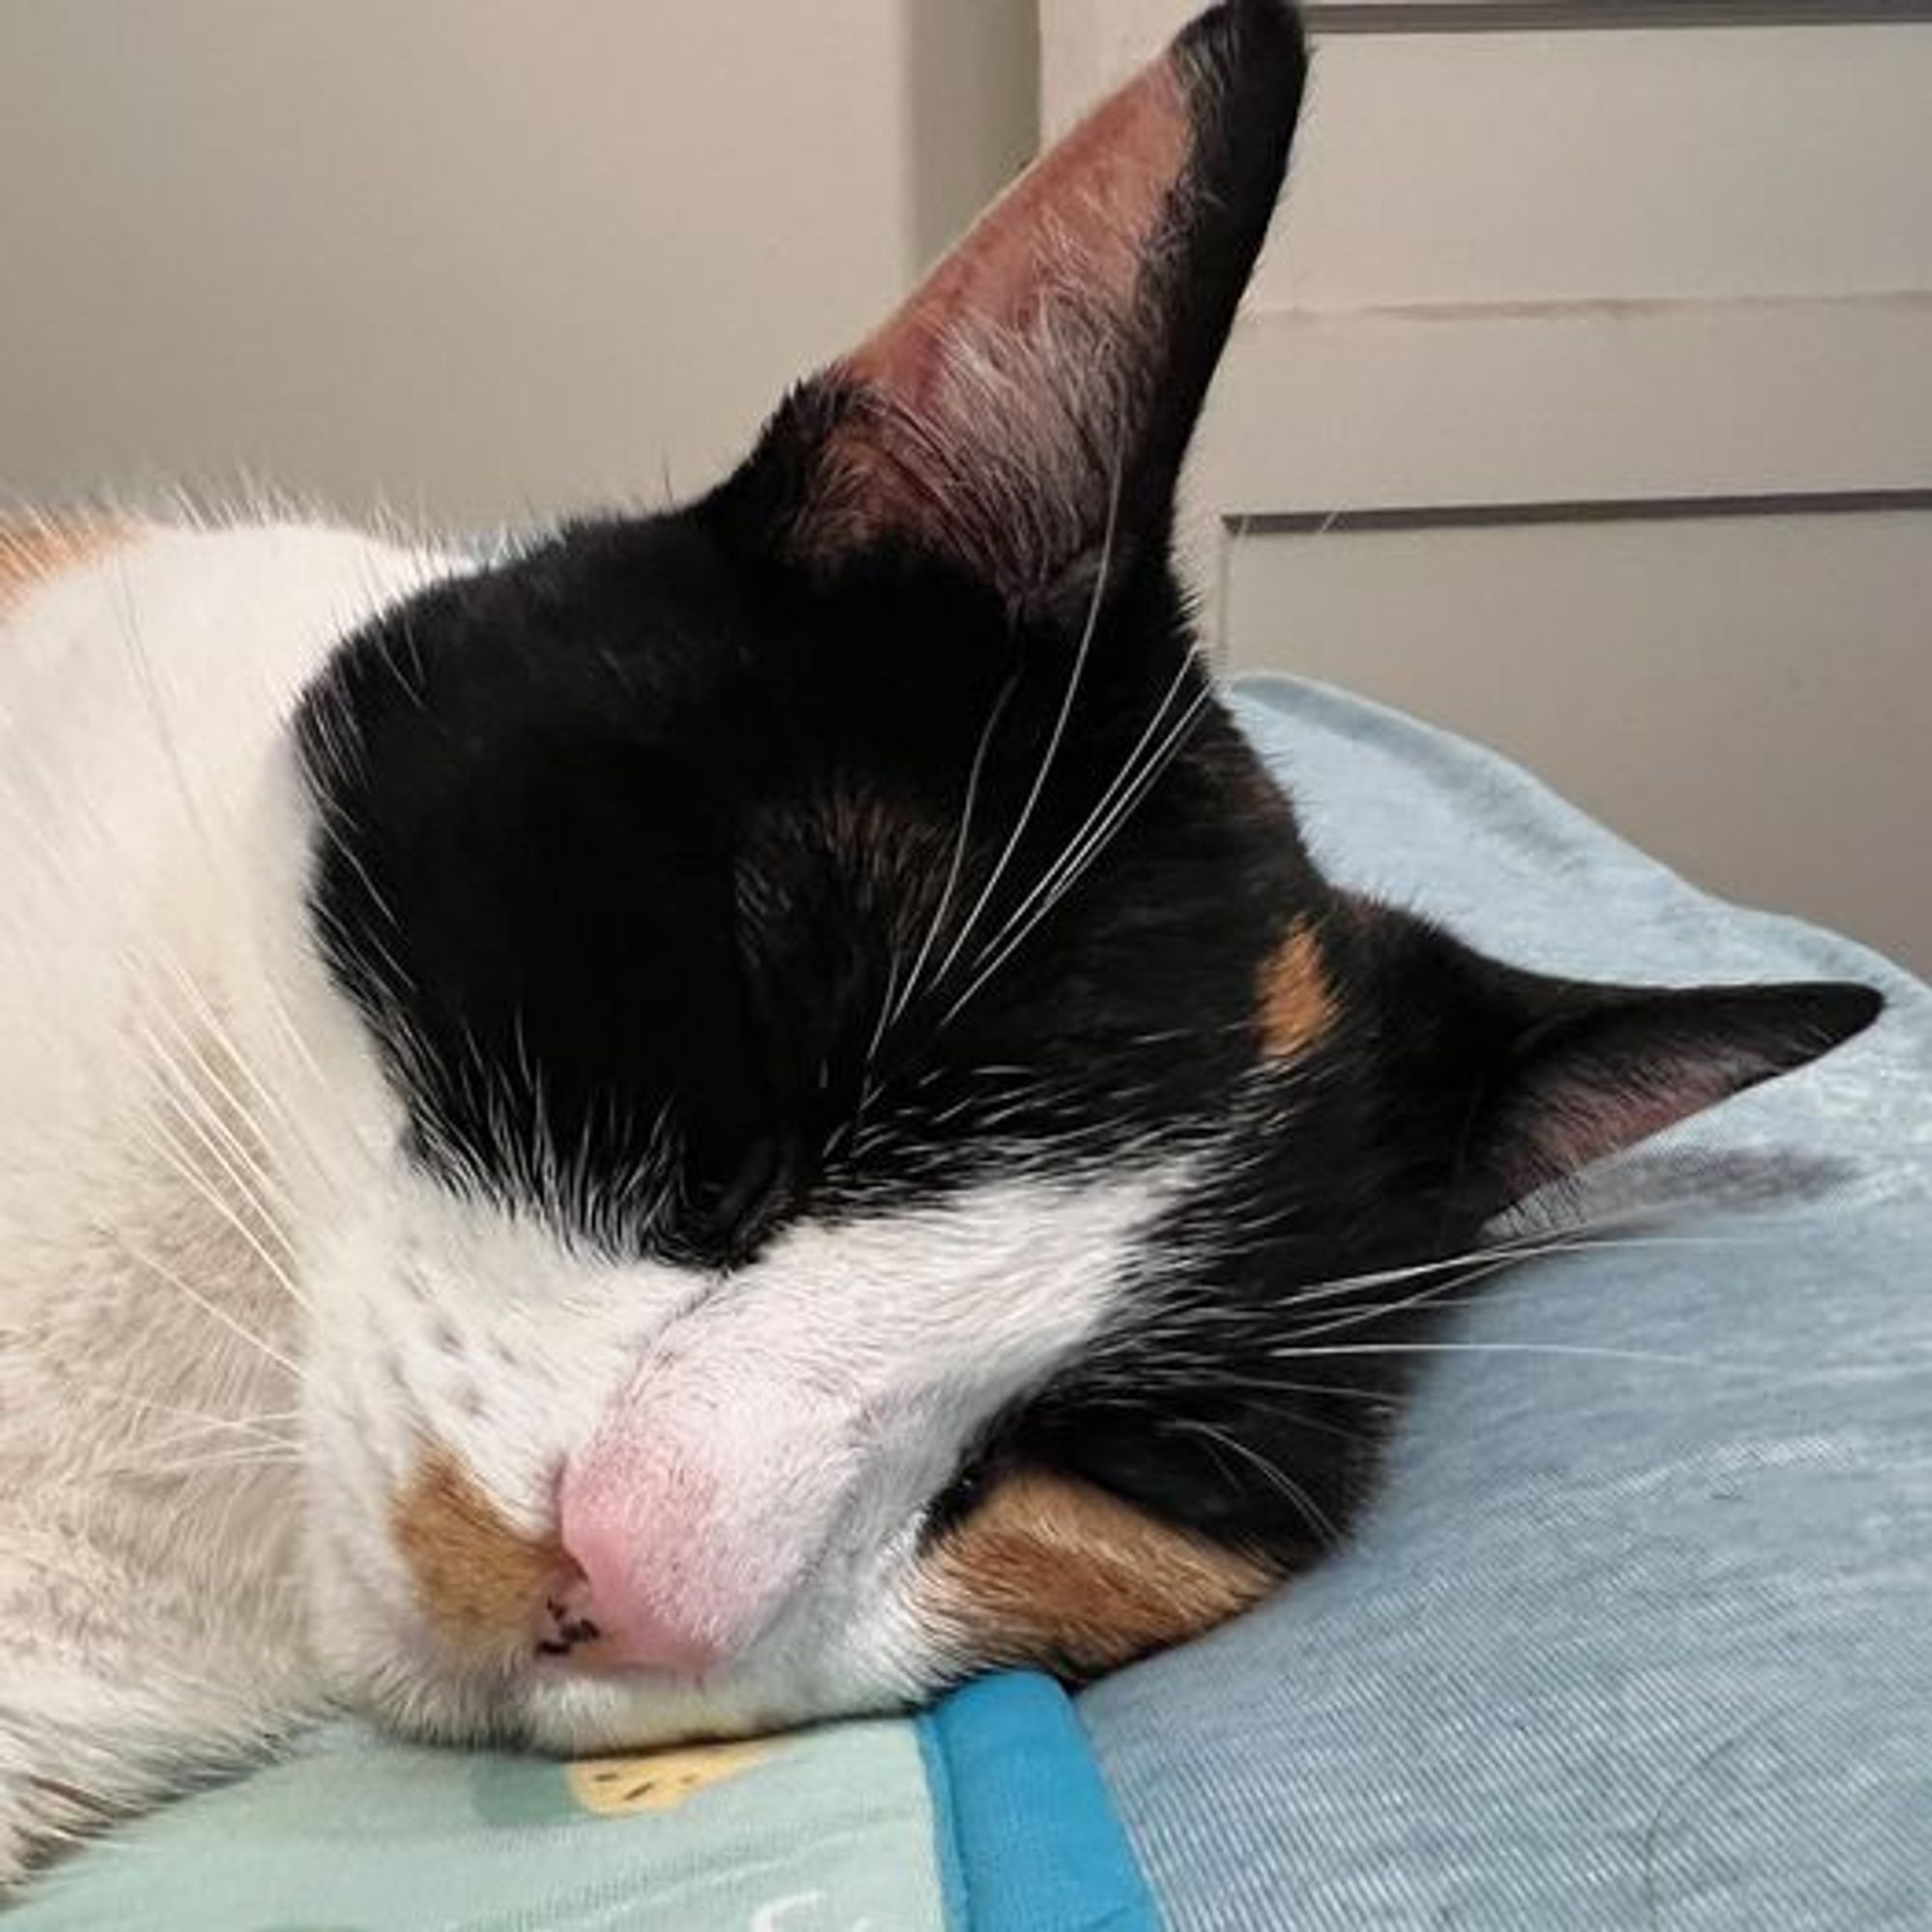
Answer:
(13, 1673, 1153, 1931)
(920, 1675, 1159, 1932)
(1080, 675, 1932, 1929)
(10, 1718, 947, 1932)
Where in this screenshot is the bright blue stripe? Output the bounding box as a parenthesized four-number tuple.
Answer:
(919, 1672, 1161, 1932)
(918, 1697, 972, 1931)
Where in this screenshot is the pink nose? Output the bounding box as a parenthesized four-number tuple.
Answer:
(551, 1553, 723, 1677)
(556, 1447, 753, 1678)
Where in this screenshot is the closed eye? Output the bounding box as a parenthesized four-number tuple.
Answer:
(923, 1441, 1011, 1544)
(679, 1132, 797, 1265)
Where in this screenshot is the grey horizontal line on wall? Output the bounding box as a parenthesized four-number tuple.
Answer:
(1230, 488, 1932, 537)
(1306, 1, 1932, 31)
(1262, 288, 1932, 327)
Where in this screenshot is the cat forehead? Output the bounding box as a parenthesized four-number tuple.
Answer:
(299, 515, 1045, 850)
(295, 527, 1288, 1231)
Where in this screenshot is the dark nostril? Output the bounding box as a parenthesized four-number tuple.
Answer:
(536, 1567, 725, 1678)
(556, 1606, 602, 1646)
(558, 1433, 774, 1677)
(533, 1570, 601, 1659)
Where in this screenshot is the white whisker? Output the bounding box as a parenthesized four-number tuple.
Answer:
(135, 1016, 293, 1227)
(1172, 1416, 1342, 1544)
(120, 1446, 304, 1480)
(966, 641, 1199, 974)
(114, 1228, 302, 1380)
(884, 668, 1021, 1037)
(64, 1389, 300, 1448)
(1269, 1339, 1716, 1370)
(923, 460, 1124, 999)
(125, 1102, 311, 1318)
(940, 681, 1213, 1027)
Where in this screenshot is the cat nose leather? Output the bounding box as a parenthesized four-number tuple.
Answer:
(552, 1519, 724, 1678)
(557, 1453, 742, 1677)
(556, 1386, 845, 1677)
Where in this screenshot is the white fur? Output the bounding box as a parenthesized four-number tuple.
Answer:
(0, 521, 463, 1874)
(0, 519, 1173, 1885)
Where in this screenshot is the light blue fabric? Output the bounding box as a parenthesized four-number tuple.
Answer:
(1079, 674, 1932, 1929)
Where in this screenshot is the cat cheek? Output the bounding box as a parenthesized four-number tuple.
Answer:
(910, 1468, 1278, 1680)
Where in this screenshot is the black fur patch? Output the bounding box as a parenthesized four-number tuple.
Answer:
(298, 516, 1307, 1262)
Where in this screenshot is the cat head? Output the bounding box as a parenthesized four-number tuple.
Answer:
(273, 0, 1878, 1750)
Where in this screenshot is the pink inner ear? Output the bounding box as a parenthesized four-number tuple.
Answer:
(843, 59, 1191, 412)
(1517, 1087, 1704, 1188)
(793, 51, 1197, 593)
(1501, 1047, 1769, 1200)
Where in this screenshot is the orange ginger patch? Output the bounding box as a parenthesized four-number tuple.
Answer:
(921, 1468, 1277, 1679)
(391, 1446, 566, 1659)
(1258, 919, 1336, 1063)
(0, 517, 127, 615)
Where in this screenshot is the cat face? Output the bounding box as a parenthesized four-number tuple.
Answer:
(274, 0, 1878, 1750)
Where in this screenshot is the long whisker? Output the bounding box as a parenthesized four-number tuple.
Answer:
(1171, 1416, 1342, 1545)
(845, 944, 907, 1155)
(1133, 1374, 1407, 1406)
(939, 680, 1212, 1029)
(1150, 1225, 1786, 1330)
(64, 1389, 300, 1447)
(125, 1101, 312, 1318)
(1276, 1227, 1807, 1342)
(883, 668, 1021, 1037)
(1280, 1252, 1534, 1344)
(113, 1229, 302, 1380)
(1007, 677, 1214, 926)
(150, 947, 353, 1190)
(120, 1446, 305, 1480)
(135, 1014, 295, 1228)
(965, 642, 1200, 975)
(1266, 1339, 1717, 1370)
(921, 460, 1124, 1000)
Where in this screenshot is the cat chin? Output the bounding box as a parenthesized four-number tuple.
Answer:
(512, 1662, 918, 1761)
(321, 1608, 932, 1760)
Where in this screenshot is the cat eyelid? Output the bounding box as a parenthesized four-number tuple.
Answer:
(681, 1132, 798, 1266)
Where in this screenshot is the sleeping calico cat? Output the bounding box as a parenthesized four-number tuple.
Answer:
(0, 0, 1878, 1886)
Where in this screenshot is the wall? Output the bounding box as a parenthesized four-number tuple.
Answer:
(0, 0, 1037, 527)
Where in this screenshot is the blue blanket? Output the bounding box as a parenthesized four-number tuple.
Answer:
(1081, 674, 1932, 1929)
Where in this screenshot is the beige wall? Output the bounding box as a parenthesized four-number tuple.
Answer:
(0, 1, 1037, 527)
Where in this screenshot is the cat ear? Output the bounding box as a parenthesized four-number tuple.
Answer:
(1465, 972, 1882, 1213)
(737, 0, 1306, 607)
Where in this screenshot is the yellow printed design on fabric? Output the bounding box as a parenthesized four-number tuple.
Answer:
(566, 1739, 780, 1815)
